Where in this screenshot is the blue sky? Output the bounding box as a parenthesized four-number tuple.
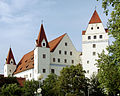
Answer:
(0, 0, 111, 73)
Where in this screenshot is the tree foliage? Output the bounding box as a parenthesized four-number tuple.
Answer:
(0, 83, 22, 96)
(96, 0, 120, 95)
(58, 64, 89, 96)
(22, 80, 39, 96)
(89, 74, 106, 96)
(0, 76, 19, 88)
(41, 73, 58, 96)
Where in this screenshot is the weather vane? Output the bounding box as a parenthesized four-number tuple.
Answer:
(95, 6, 97, 10)
(41, 20, 43, 24)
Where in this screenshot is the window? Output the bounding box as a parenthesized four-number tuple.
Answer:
(43, 69, 46, 73)
(93, 44, 96, 48)
(87, 70, 89, 73)
(58, 58, 60, 63)
(97, 27, 99, 29)
(64, 59, 67, 63)
(65, 42, 67, 46)
(87, 60, 89, 64)
(99, 35, 102, 39)
(43, 54, 46, 58)
(59, 50, 61, 54)
(43, 43, 45, 46)
(30, 73, 31, 77)
(51, 69, 55, 73)
(10, 70, 11, 72)
(10, 61, 13, 64)
(31, 57, 34, 60)
(88, 36, 91, 40)
(64, 51, 67, 55)
(94, 35, 97, 39)
(25, 60, 27, 63)
(20, 67, 23, 70)
(93, 52, 96, 56)
(72, 60, 74, 64)
(91, 27, 93, 30)
(26, 65, 29, 68)
(53, 58, 55, 62)
(70, 51, 72, 55)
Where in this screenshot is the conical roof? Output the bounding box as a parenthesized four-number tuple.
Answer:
(36, 24, 49, 48)
(6, 48, 16, 65)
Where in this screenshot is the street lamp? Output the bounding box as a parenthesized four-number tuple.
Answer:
(37, 73, 43, 96)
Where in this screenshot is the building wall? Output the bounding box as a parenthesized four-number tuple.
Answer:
(14, 69, 34, 80)
(50, 34, 81, 75)
(4, 64, 16, 77)
(34, 46, 50, 80)
(82, 23, 109, 78)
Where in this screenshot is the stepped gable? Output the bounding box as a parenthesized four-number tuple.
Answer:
(49, 33, 66, 52)
(89, 10, 102, 24)
(6, 48, 16, 65)
(13, 50, 34, 74)
(36, 24, 49, 48)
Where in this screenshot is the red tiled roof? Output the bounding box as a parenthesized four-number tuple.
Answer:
(36, 24, 49, 48)
(89, 10, 102, 24)
(82, 31, 86, 35)
(14, 34, 66, 74)
(16, 77, 26, 86)
(14, 50, 34, 74)
(6, 48, 16, 65)
(49, 33, 66, 52)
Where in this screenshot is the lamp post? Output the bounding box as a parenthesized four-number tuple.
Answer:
(37, 73, 43, 96)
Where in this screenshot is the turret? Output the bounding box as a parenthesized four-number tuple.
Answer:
(34, 24, 50, 80)
(4, 48, 16, 77)
(82, 10, 109, 78)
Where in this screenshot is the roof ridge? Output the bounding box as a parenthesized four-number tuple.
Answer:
(49, 33, 66, 52)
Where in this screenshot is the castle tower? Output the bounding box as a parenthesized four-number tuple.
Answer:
(82, 10, 109, 78)
(4, 48, 16, 77)
(34, 24, 50, 80)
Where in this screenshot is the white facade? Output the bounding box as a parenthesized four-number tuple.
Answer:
(82, 23, 109, 78)
(14, 69, 34, 80)
(4, 63, 16, 77)
(50, 34, 81, 75)
(4, 10, 109, 80)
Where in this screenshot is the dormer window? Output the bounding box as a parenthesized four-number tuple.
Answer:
(10, 59, 14, 64)
(42, 39, 46, 47)
(43, 43, 45, 46)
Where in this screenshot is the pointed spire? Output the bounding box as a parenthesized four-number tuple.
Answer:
(36, 24, 49, 48)
(89, 10, 102, 24)
(6, 48, 16, 65)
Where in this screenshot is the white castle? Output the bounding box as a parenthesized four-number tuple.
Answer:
(4, 10, 109, 80)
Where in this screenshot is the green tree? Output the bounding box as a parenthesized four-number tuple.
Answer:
(0, 76, 19, 88)
(58, 64, 89, 96)
(22, 79, 39, 96)
(41, 73, 58, 96)
(96, 1, 120, 95)
(0, 83, 22, 96)
(89, 73, 106, 96)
